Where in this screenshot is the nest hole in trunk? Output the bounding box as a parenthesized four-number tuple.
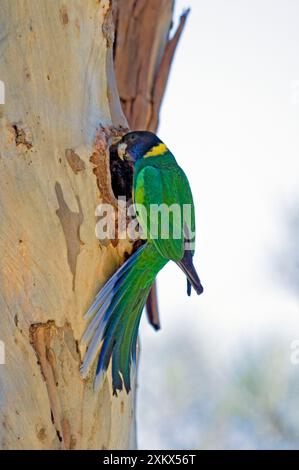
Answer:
(109, 141, 133, 201)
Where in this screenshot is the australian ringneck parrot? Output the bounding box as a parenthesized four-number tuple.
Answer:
(80, 131, 203, 394)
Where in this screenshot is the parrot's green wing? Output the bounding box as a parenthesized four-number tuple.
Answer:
(134, 164, 195, 261)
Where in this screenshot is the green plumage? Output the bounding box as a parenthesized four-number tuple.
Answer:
(81, 131, 203, 394)
(134, 151, 196, 260)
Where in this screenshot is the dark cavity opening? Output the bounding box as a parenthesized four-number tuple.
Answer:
(109, 141, 133, 200)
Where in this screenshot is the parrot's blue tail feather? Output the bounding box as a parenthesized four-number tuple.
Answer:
(84, 246, 145, 320)
(80, 243, 167, 394)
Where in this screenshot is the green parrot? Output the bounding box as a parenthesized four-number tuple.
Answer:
(80, 131, 203, 394)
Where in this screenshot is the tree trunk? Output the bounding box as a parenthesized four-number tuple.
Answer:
(0, 0, 186, 449)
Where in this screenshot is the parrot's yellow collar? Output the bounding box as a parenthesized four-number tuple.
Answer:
(144, 143, 168, 158)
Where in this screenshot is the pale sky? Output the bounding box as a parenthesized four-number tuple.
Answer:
(138, 0, 299, 449)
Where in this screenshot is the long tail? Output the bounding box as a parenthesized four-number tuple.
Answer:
(176, 249, 204, 296)
(80, 243, 167, 395)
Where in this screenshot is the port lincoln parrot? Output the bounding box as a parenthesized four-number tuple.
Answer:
(80, 131, 203, 394)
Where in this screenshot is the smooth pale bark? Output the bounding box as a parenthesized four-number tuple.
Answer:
(0, 0, 134, 450)
(0, 0, 184, 450)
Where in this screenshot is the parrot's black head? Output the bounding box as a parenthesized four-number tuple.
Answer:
(117, 131, 163, 163)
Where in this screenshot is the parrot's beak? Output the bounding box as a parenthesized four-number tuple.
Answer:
(117, 142, 128, 160)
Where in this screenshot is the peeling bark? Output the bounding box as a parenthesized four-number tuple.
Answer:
(55, 183, 84, 291)
(65, 149, 86, 174)
(113, 0, 188, 131)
